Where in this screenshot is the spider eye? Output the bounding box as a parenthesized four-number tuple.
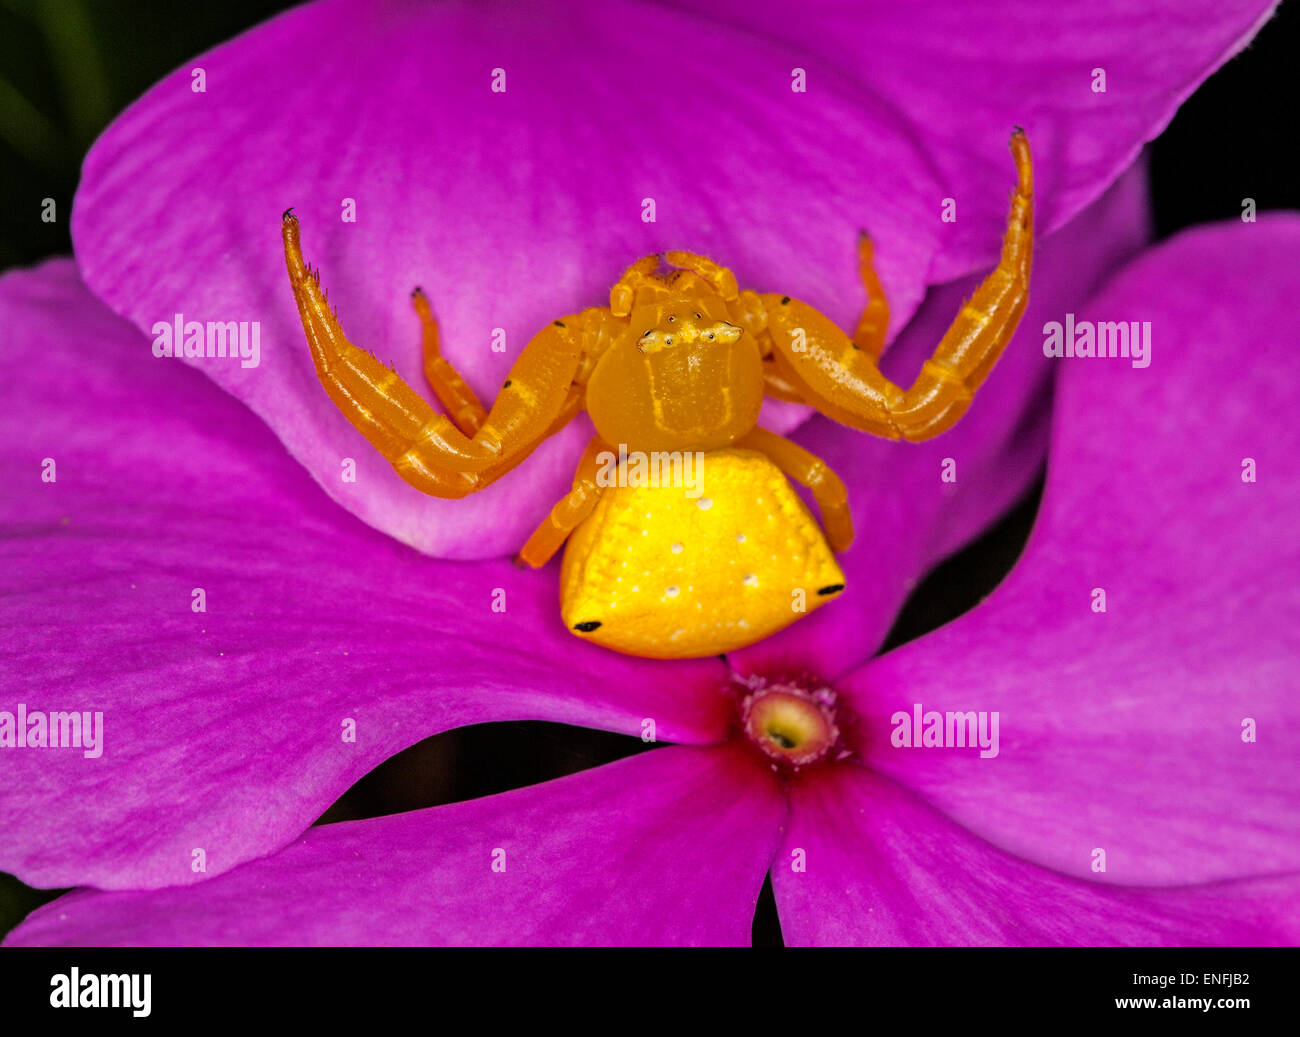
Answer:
(667, 315, 675, 322)
(695, 312, 702, 319)
(665, 337, 673, 345)
(707, 332, 715, 340)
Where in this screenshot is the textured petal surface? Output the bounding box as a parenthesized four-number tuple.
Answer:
(772, 765, 1300, 946)
(71, 0, 949, 558)
(843, 216, 1300, 884)
(730, 159, 1151, 679)
(0, 262, 731, 892)
(676, 0, 1278, 281)
(6, 744, 786, 947)
(68, 0, 1253, 560)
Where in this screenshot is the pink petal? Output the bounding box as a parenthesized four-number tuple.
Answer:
(773, 765, 1300, 946)
(71, 0, 947, 558)
(5, 744, 784, 947)
(0, 261, 731, 892)
(678, 0, 1278, 281)
(732, 159, 1150, 678)
(843, 215, 1300, 884)
(70, 0, 1254, 559)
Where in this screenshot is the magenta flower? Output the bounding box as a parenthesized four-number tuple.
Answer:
(6, 215, 1299, 947)
(2, 1, 1293, 945)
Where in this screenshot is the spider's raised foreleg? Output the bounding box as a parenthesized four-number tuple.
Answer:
(516, 435, 610, 568)
(283, 211, 594, 497)
(853, 231, 891, 360)
(463, 382, 587, 491)
(415, 286, 590, 467)
(411, 287, 488, 436)
(760, 129, 1033, 442)
(735, 427, 853, 552)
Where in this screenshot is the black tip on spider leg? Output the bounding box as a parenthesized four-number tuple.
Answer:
(1011, 124, 1025, 137)
(281, 206, 296, 222)
(509, 553, 529, 570)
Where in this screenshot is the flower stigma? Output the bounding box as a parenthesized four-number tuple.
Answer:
(733, 673, 849, 772)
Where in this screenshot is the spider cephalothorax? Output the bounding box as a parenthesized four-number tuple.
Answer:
(588, 270, 763, 454)
(282, 131, 1033, 659)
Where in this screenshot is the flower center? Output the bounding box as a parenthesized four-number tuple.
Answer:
(736, 674, 842, 770)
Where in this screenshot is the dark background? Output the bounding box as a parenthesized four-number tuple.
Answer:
(1, 0, 1296, 945)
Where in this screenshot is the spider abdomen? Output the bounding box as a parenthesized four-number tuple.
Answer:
(559, 449, 845, 658)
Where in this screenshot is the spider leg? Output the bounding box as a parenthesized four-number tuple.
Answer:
(516, 434, 610, 568)
(610, 254, 664, 316)
(411, 287, 488, 436)
(759, 351, 812, 404)
(760, 129, 1033, 442)
(663, 250, 739, 302)
(735, 427, 853, 552)
(854, 231, 891, 360)
(283, 212, 589, 496)
(716, 290, 812, 403)
(468, 382, 587, 489)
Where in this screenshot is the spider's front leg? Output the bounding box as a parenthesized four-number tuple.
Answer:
(411, 286, 488, 435)
(760, 129, 1033, 441)
(283, 212, 600, 497)
(734, 427, 854, 552)
(516, 435, 611, 568)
